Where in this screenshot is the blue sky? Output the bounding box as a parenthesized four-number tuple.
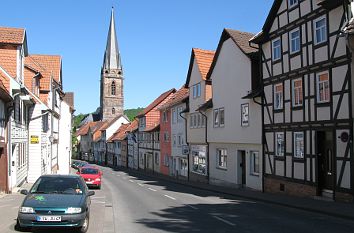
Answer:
(0, 0, 273, 114)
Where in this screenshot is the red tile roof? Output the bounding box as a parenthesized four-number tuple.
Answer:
(193, 48, 215, 80)
(144, 122, 160, 132)
(136, 88, 176, 117)
(25, 54, 62, 90)
(126, 119, 138, 132)
(159, 86, 189, 110)
(100, 114, 128, 131)
(108, 124, 130, 142)
(0, 27, 25, 44)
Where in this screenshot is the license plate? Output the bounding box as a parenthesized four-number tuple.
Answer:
(86, 181, 93, 184)
(36, 216, 61, 222)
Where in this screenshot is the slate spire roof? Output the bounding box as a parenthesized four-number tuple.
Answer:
(103, 7, 122, 70)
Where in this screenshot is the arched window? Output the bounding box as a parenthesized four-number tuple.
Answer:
(111, 81, 116, 95)
(112, 108, 115, 114)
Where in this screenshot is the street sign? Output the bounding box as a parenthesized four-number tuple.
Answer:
(30, 135, 39, 144)
(182, 145, 189, 155)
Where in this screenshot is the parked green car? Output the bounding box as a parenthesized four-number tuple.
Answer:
(16, 174, 95, 232)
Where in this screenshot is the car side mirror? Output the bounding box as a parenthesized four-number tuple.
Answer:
(87, 191, 95, 196)
(20, 189, 28, 195)
(76, 171, 80, 175)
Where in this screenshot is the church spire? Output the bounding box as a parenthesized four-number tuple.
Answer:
(103, 7, 121, 70)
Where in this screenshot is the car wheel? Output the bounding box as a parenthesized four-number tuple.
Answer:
(77, 214, 89, 233)
(15, 219, 31, 232)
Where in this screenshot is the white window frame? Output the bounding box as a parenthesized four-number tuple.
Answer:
(250, 151, 260, 175)
(173, 135, 177, 147)
(213, 109, 219, 127)
(163, 111, 168, 122)
(314, 16, 327, 45)
(216, 149, 227, 169)
(172, 108, 177, 124)
(294, 132, 304, 159)
(272, 38, 281, 61)
(288, 0, 298, 8)
(219, 108, 225, 127)
(193, 85, 197, 98)
(274, 83, 283, 110)
(292, 78, 303, 107)
(290, 28, 300, 54)
(197, 83, 201, 97)
(316, 71, 330, 103)
(275, 132, 285, 157)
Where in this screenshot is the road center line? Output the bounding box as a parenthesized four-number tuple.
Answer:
(164, 195, 176, 200)
(129, 180, 134, 183)
(187, 204, 198, 210)
(148, 188, 157, 192)
(212, 216, 236, 226)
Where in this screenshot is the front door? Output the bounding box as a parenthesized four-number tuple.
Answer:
(237, 150, 246, 186)
(317, 131, 334, 192)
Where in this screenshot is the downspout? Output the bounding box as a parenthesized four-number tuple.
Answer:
(6, 102, 13, 193)
(198, 110, 209, 183)
(179, 109, 189, 181)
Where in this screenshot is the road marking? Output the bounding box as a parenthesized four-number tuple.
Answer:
(12, 206, 19, 209)
(92, 196, 105, 199)
(212, 216, 236, 226)
(164, 195, 176, 200)
(0, 204, 10, 208)
(92, 201, 105, 204)
(187, 205, 198, 210)
(138, 183, 144, 187)
(148, 188, 157, 192)
(129, 180, 134, 183)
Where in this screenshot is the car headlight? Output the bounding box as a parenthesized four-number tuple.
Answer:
(66, 207, 82, 214)
(19, 207, 35, 213)
(95, 178, 101, 181)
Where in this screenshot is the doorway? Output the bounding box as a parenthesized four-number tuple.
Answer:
(317, 131, 334, 194)
(237, 150, 246, 186)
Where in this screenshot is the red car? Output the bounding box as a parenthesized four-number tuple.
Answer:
(77, 166, 102, 189)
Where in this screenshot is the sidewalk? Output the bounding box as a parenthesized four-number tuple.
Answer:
(118, 167, 354, 221)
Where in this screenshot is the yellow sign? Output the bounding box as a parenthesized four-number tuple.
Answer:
(30, 135, 39, 144)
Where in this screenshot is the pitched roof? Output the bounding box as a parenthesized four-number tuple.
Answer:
(159, 86, 189, 110)
(184, 48, 215, 87)
(0, 78, 12, 102)
(92, 121, 107, 142)
(108, 123, 130, 142)
(63, 92, 74, 108)
(206, 29, 257, 80)
(126, 119, 138, 132)
(25, 54, 62, 90)
(76, 121, 100, 136)
(250, 0, 343, 44)
(0, 27, 25, 45)
(136, 88, 176, 117)
(100, 114, 129, 131)
(144, 122, 160, 132)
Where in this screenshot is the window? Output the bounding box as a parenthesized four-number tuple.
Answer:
(294, 132, 304, 158)
(292, 78, 303, 107)
(197, 114, 201, 127)
(42, 110, 48, 132)
(192, 149, 206, 175)
(164, 132, 169, 142)
(193, 114, 197, 128)
(314, 17, 327, 45)
(274, 83, 283, 110)
(217, 149, 227, 169)
(290, 29, 300, 53)
(288, 0, 298, 7)
(219, 108, 224, 127)
(272, 38, 281, 61)
(163, 111, 168, 122)
(189, 115, 193, 128)
(214, 109, 219, 127)
(177, 107, 183, 122)
(250, 151, 260, 175)
(178, 135, 182, 146)
(154, 153, 159, 165)
(172, 108, 177, 124)
(164, 154, 169, 166)
(111, 81, 116, 95)
(241, 103, 249, 126)
(317, 72, 330, 103)
(201, 114, 206, 127)
(32, 77, 40, 96)
(173, 135, 177, 147)
(112, 108, 115, 114)
(139, 117, 146, 128)
(275, 132, 285, 156)
(192, 83, 201, 98)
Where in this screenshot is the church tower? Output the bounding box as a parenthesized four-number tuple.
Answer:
(100, 7, 124, 121)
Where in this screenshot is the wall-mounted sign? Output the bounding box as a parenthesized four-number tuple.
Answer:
(182, 145, 189, 155)
(30, 135, 39, 144)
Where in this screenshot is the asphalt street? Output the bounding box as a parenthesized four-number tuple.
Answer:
(1, 166, 354, 233)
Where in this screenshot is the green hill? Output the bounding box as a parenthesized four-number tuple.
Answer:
(124, 108, 144, 121)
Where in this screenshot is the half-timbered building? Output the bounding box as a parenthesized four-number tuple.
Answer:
(250, 0, 353, 201)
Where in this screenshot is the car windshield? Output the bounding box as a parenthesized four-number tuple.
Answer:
(81, 168, 99, 174)
(30, 177, 85, 195)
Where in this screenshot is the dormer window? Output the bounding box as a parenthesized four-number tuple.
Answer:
(288, 0, 298, 8)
